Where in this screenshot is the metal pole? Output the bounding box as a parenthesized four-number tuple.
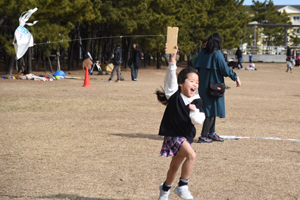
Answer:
(247, 26, 249, 46)
(284, 26, 287, 47)
(253, 25, 256, 54)
(240, 29, 242, 49)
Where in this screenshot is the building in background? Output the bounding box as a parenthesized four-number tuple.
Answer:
(277, 5, 300, 36)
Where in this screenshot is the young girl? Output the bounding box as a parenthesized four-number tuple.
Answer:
(156, 44, 205, 200)
(246, 61, 256, 71)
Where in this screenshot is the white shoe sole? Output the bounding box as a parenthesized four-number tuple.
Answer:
(174, 186, 193, 200)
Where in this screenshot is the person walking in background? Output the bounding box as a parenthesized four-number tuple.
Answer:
(292, 49, 296, 59)
(223, 53, 228, 64)
(106, 42, 122, 82)
(235, 47, 244, 70)
(295, 52, 300, 67)
(286, 46, 292, 59)
(286, 57, 293, 73)
(249, 53, 253, 63)
(128, 43, 142, 81)
(194, 33, 241, 143)
(156, 44, 205, 200)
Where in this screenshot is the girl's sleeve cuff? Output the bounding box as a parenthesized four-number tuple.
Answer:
(168, 62, 177, 70)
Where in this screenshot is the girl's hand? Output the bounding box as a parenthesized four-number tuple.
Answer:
(236, 77, 241, 87)
(165, 43, 178, 64)
(189, 104, 196, 111)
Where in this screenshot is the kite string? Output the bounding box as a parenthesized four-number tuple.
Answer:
(33, 34, 167, 46)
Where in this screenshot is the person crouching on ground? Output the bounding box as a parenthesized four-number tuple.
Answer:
(82, 54, 93, 76)
(246, 61, 256, 70)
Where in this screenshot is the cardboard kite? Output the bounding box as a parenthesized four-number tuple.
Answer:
(13, 7, 38, 60)
(166, 27, 179, 54)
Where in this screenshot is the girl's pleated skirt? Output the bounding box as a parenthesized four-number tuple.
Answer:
(159, 136, 187, 157)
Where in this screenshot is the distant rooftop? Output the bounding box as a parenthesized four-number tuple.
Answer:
(276, 5, 300, 10)
(244, 5, 300, 10)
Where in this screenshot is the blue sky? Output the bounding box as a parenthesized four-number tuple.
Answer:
(243, 0, 300, 5)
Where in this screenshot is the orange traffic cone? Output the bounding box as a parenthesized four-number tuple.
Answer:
(83, 67, 91, 87)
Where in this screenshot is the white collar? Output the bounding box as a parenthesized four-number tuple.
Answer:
(180, 93, 200, 106)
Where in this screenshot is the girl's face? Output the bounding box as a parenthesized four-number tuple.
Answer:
(179, 73, 199, 98)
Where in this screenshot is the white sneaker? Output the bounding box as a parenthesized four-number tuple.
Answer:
(158, 184, 170, 200)
(174, 185, 193, 200)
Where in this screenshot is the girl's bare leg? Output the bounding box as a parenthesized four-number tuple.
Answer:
(165, 153, 185, 185)
(165, 141, 196, 185)
(177, 141, 196, 180)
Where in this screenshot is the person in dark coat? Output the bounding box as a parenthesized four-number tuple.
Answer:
(223, 53, 228, 64)
(194, 33, 241, 143)
(295, 52, 300, 66)
(235, 47, 244, 69)
(286, 46, 292, 58)
(106, 42, 122, 82)
(128, 43, 142, 81)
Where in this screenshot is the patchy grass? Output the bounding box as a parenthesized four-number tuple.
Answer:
(1, 63, 300, 200)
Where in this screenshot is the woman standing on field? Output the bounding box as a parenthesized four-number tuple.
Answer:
(194, 33, 241, 143)
(128, 43, 142, 81)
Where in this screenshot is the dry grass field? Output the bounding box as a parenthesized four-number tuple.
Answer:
(1, 62, 300, 200)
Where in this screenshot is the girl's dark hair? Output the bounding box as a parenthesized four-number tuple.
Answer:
(155, 87, 168, 105)
(205, 33, 222, 54)
(155, 67, 199, 106)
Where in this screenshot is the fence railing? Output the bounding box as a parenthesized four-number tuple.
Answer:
(225, 45, 300, 56)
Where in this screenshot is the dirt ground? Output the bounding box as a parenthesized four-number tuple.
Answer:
(0, 62, 300, 200)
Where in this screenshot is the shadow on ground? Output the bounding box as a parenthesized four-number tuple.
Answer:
(112, 133, 202, 143)
(287, 150, 300, 154)
(1, 194, 130, 200)
(111, 133, 162, 141)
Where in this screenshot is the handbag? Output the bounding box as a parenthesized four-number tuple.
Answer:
(207, 52, 225, 98)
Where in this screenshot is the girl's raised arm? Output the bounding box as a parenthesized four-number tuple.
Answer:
(164, 44, 178, 99)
